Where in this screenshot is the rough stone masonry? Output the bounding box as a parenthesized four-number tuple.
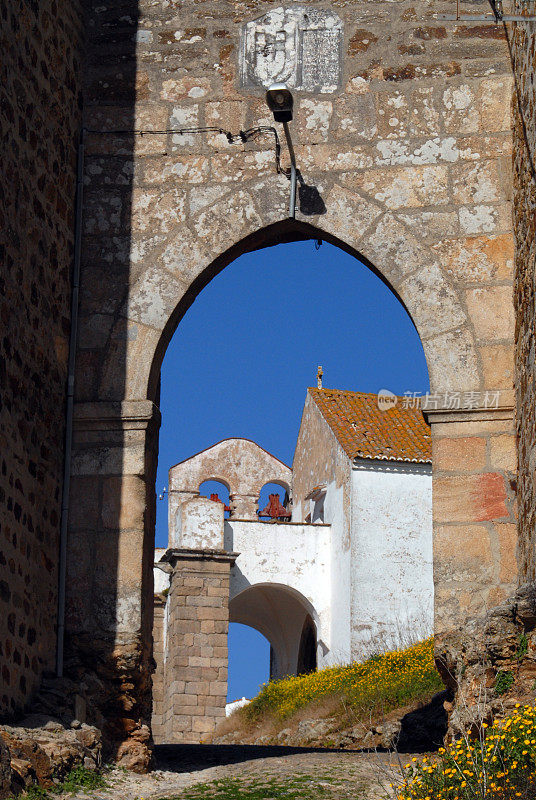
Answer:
(0, 0, 528, 771)
(0, 0, 83, 718)
(67, 0, 519, 763)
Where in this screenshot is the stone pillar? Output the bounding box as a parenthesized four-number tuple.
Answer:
(427, 403, 518, 636)
(168, 489, 199, 544)
(151, 595, 167, 744)
(162, 549, 236, 743)
(230, 493, 258, 519)
(66, 400, 160, 770)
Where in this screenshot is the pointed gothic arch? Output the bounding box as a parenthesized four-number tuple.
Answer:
(96, 200, 480, 404)
(67, 11, 517, 753)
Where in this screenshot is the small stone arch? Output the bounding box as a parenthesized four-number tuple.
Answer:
(257, 480, 292, 519)
(199, 476, 232, 492)
(229, 583, 320, 680)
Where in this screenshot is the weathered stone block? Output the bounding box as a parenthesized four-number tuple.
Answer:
(209, 681, 227, 696)
(465, 286, 515, 342)
(434, 474, 508, 523)
(102, 476, 147, 531)
(297, 99, 333, 143)
(480, 77, 513, 132)
(161, 77, 212, 101)
(443, 84, 480, 133)
(342, 165, 449, 210)
(489, 434, 517, 472)
(205, 101, 246, 147)
(191, 718, 216, 733)
(495, 523, 518, 584)
(142, 155, 210, 185)
(435, 234, 514, 284)
(433, 437, 487, 473)
(410, 87, 441, 136)
(451, 160, 508, 206)
(479, 345, 514, 390)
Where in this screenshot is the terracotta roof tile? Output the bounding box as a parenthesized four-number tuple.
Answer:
(309, 388, 431, 464)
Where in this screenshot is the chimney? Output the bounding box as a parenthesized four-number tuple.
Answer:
(317, 365, 323, 389)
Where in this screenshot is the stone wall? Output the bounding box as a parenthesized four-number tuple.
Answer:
(0, 0, 82, 716)
(512, 7, 536, 580)
(70, 0, 517, 759)
(151, 596, 167, 743)
(430, 407, 518, 628)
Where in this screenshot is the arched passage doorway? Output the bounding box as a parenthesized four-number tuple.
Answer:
(68, 212, 516, 759)
(64, 0, 517, 765)
(229, 584, 320, 681)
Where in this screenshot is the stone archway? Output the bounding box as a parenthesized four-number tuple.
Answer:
(97, 201, 516, 623)
(69, 213, 516, 759)
(68, 0, 517, 764)
(229, 584, 320, 681)
(103, 206, 481, 402)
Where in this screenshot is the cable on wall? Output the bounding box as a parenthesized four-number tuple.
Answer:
(84, 125, 284, 175)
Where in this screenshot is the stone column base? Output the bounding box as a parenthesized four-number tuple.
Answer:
(159, 549, 237, 744)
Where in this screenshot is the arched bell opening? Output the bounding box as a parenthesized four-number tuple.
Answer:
(257, 481, 292, 521)
(199, 479, 232, 519)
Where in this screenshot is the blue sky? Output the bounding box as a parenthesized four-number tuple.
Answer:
(155, 239, 430, 700)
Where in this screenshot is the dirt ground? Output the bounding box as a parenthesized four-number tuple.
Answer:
(63, 745, 407, 800)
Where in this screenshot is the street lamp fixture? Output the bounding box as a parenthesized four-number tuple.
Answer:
(266, 82, 297, 218)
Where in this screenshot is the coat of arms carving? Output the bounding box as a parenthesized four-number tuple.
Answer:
(240, 7, 343, 93)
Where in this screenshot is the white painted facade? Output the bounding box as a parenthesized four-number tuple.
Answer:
(287, 461, 434, 667)
(225, 697, 251, 716)
(154, 548, 170, 594)
(226, 519, 331, 677)
(155, 399, 433, 684)
(349, 460, 433, 657)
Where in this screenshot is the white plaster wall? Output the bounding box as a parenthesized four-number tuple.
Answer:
(321, 480, 352, 667)
(291, 394, 353, 669)
(225, 520, 331, 671)
(154, 548, 170, 594)
(170, 496, 224, 549)
(350, 461, 433, 658)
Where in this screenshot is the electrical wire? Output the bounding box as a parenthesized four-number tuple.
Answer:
(238, 126, 283, 173)
(84, 124, 283, 174)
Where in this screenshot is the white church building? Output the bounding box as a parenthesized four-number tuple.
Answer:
(152, 386, 433, 743)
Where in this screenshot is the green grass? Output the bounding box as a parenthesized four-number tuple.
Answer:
(164, 774, 366, 799)
(58, 766, 107, 793)
(5, 766, 107, 799)
(244, 638, 443, 723)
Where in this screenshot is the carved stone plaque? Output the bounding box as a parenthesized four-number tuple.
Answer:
(240, 7, 343, 94)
